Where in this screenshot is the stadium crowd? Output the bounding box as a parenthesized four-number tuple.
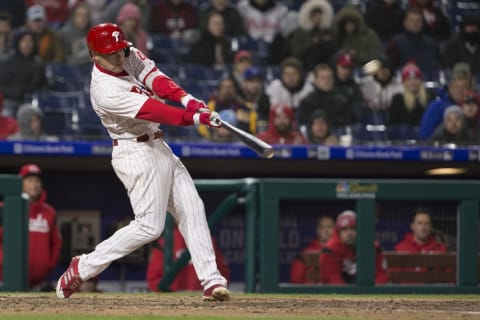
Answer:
(0, 0, 479, 146)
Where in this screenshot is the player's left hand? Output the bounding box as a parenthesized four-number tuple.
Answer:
(185, 97, 209, 114)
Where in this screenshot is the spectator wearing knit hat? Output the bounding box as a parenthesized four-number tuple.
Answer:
(116, 2, 149, 54)
(319, 210, 389, 284)
(430, 105, 475, 145)
(419, 62, 471, 139)
(389, 62, 430, 127)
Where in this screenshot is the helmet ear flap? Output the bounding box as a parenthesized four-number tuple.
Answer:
(124, 46, 130, 57)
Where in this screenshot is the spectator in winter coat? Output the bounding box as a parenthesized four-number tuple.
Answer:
(0, 30, 45, 117)
(305, 110, 338, 145)
(408, 0, 451, 42)
(298, 63, 356, 129)
(199, 0, 247, 38)
(430, 104, 475, 145)
(149, 0, 198, 39)
(364, 0, 404, 43)
(290, 216, 335, 284)
(146, 227, 230, 292)
(419, 64, 471, 139)
(320, 210, 389, 285)
(386, 7, 442, 74)
(331, 52, 365, 125)
(289, 0, 336, 72)
(442, 13, 480, 75)
(266, 57, 313, 110)
(116, 2, 149, 54)
(8, 103, 58, 142)
(236, 0, 290, 44)
(333, 5, 382, 66)
(0, 164, 62, 288)
(359, 55, 402, 111)
(188, 11, 232, 68)
(389, 62, 429, 127)
(22, 5, 64, 63)
(58, 2, 92, 65)
(256, 102, 308, 145)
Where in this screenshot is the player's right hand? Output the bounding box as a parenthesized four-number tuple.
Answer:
(193, 111, 221, 128)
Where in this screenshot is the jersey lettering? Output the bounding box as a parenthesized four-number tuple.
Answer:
(136, 50, 147, 60)
(130, 85, 153, 97)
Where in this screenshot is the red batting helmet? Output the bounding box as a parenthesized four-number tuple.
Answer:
(87, 23, 129, 55)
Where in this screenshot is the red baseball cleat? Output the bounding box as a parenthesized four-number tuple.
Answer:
(203, 284, 230, 301)
(56, 256, 83, 299)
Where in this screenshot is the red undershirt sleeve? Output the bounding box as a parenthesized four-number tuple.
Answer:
(148, 72, 187, 103)
(135, 98, 194, 126)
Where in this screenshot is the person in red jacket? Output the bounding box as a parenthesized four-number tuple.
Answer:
(146, 227, 230, 292)
(395, 207, 447, 253)
(290, 215, 334, 284)
(393, 207, 450, 282)
(0, 163, 62, 288)
(256, 102, 308, 145)
(319, 210, 389, 284)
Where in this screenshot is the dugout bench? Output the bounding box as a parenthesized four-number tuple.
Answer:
(300, 251, 480, 284)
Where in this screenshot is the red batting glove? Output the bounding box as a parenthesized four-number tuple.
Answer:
(185, 96, 209, 113)
(194, 111, 221, 128)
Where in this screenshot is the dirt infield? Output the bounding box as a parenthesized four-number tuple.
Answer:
(0, 293, 479, 319)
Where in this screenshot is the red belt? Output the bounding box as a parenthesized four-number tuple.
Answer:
(112, 131, 164, 146)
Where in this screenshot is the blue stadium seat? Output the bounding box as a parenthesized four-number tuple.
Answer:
(387, 125, 420, 141)
(180, 64, 226, 81)
(46, 63, 90, 91)
(148, 33, 189, 64)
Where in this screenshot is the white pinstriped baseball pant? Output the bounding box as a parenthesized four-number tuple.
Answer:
(77, 138, 227, 289)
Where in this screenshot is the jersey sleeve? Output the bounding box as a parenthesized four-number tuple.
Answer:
(125, 47, 187, 103)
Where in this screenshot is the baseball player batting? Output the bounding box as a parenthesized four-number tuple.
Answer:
(56, 23, 230, 301)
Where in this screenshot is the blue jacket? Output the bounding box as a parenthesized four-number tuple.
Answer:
(419, 87, 454, 140)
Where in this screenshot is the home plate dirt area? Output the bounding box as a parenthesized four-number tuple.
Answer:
(0, 293, 479, 319)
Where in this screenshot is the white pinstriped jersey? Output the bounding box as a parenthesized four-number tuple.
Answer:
(89, 47, 167, 140)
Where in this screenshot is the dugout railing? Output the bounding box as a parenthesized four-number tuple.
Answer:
(0, 174, 29, 292)
(258, 179, 480, 294)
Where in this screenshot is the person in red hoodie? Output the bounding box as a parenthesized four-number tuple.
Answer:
(0, 92, 19, 139)
(393, 207, 449, 282)
(146, 227, 230, 292)
(395, 207, 447, 254)
(256, 102, 308, 145)
(319, 210, 389, 284)
(290, 215, 334, 284)
(0, 163, 62, 288)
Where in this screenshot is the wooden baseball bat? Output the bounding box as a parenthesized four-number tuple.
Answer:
(215, 119, 274, 159)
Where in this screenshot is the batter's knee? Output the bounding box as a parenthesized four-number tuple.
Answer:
(137, 221, 164, 242)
